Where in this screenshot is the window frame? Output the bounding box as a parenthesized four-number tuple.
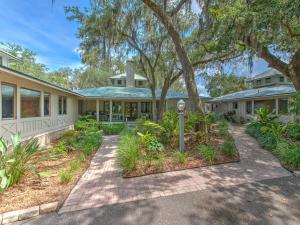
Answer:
(20, 87, 41, 119)
(44, 92, 51, 117)
(58, 96, 67, 116)
(278, 98, 289, 115)
(1, 82, 16, 120)
(232, 102, 238, 110)
(246, 101, 252, 114)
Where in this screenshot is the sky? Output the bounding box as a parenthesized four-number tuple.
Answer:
(0, 0, 270, 96)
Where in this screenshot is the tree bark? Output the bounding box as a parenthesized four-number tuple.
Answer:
(142, 0, 205, 114)
(157, 78, 170, 121)
(243, 35, 300, 90)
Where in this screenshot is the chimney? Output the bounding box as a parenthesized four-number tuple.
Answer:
(126, 59, 135, 87)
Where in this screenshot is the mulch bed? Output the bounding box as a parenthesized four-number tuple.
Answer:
(123, 128, 240, 178)
(0, 148, 95, 214)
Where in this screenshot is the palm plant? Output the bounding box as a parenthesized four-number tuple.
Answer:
(0, 133, 42, 192)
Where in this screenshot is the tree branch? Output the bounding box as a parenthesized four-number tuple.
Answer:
(168, 0, 188, 17)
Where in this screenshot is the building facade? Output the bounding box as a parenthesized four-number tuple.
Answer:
(208, 69, 297, 123)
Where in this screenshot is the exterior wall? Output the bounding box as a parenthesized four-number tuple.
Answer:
(249, 75, 291, 88)
(0, 70, 78, 144)
(211, 95, 294, 123)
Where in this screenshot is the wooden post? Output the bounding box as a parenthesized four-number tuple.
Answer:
(41, 91, 44, 117)
(251, 99, 255, 115)
(109, 100, 113, 123)
(122, 101, 125, 121)
(96, 99, 99, 121)
(137, 101, 141, 118)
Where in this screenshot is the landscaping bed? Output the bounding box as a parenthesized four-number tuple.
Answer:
(246, 107, 300, 171)
(0, 118, 103, 214)
(118, 112, 240, 177)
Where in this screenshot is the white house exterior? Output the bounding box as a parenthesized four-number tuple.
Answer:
(0, 52, 193, 144)
(208, 69, 297, 123)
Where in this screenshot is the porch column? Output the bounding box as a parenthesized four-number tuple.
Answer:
(251, 99, 254, 115)
(275, 98, 279, 115)
(16, 85, 21, 120)
(96, 99, 99, 121)
(122, 101, 125, 121)
(109, 100, 112, 122)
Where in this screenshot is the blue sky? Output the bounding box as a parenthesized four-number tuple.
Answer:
(0, 0, 270, 95)
(0, 0, 88, 71)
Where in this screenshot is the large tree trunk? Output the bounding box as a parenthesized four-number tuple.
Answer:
(142, 0, 205, 114)
(157, 80, 169, 121)
(150, 87, 157, 122)
(244, 36, 300, 90)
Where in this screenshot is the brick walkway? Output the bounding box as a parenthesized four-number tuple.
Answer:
(59, 126, 291, 214)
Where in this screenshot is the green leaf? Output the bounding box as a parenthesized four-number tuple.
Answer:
(11, 132, 21, 148)
(38, 171, 52, 177)
(0, 138, 8, 154)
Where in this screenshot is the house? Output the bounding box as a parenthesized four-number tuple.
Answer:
(0, 51, 192, 144)
(208, 69, 297, 123)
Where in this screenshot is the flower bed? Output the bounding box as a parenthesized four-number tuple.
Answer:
(246, 107, 300, 171)
(0, 119, 103, 214)
(117, 112, 240, 177)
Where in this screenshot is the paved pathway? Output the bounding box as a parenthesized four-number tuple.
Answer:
(59, 126, 291, 213)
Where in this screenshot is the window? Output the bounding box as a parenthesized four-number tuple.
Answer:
(1, 83, 15, 119)
(141, 102, 151, 113)
(246, 101, 252, 114)
(256, 79, 262, 85)
(0, 56, 2, 66)
(58, 96, 67, 115)
(112, 101, 122, 113)
(278, 99, 288, 115)
(117, 80, 122, 85)
(44, 93, 50, 116)
(279, 76, 284, 82)
(254, 99, 276, 114)
(138, 81, 143, 86)
(265, 77, 271, 84)
(21, 88, 41, 118)
(233, 102, 238, 109)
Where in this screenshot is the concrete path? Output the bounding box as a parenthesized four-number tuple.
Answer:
(16, 176, 300, 225)
(59, 126, 291, 214)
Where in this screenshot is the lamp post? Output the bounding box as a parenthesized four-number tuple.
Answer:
(177, 99, 185, 152)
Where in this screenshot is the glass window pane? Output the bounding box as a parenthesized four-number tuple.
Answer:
(58, 96, 62, 115)
(246, 101, 252, 114)
(44, 93, 50, 116)
(279, 99, 288, 115)
(113, 101, 122, 113)
(63, 97, 67, 114)
(1, 84, 15, 119)
(21, 88, 41, 118)
(254, 100, 276, 114)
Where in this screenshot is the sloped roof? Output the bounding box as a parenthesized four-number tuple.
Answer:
(75, 86, 188, 99)
(110, 73, 147, 81)
(247, 68, 282, 81)
(209, 85, 296, 102)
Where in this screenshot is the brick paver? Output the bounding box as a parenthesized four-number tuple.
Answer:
(59, 126, 291, 213)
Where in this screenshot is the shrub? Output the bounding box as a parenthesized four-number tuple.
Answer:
(223, 141, 236, 157)
(286, 123, 300, 140)
(198, 144, 216, 164)
(172, 151, 186, 164)
(75, 116, 100, 132)
(59, 170, 72, 184)
(136, 119, 165, 136)
(218, 119, 229, 136)
(276, 141, 300, 170)
(117, 131, 140, 172)
(0, 133, 42, 191)
(69, 160, 81, 171)
(160, 111, 178, 143)
(100, 123, 126, 135)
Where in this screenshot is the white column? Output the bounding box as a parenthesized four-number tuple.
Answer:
(41, 91, 44, 117)
(275, 98, 279, 115)
(251, 99, 254, 115)
(109, 100, 113, 122)
(96, 99, 99, 121)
